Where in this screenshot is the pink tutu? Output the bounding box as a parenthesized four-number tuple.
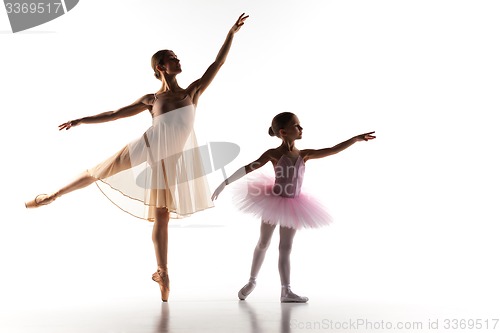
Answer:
(232, 156, 332, 230)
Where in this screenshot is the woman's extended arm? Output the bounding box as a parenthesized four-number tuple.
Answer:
(211, 148, 271, 201)
(58, 94, 151, 131)
(302, 131, 376, 161)
(189, 13, 249, 98)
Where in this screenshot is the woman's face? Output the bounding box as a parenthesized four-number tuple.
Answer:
(161, 51, 182, 75)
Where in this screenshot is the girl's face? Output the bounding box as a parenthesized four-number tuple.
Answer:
(160, 51, 182, 75)
(281, 115, 303, 140)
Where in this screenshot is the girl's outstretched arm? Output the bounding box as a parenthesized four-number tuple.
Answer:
(302, 131, 376, 161)
(189, 13, 249, 99)
(58, 94, 152, 130)
(212, 149, 271, 201)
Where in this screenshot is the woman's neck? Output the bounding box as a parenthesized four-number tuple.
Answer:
(160, 75, 181, 93)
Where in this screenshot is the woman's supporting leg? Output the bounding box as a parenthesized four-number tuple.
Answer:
(152, 207, 170, 302)
(153, 207, 170, 271)
(238, 221, 276, 300)
(278, 226, 308, 303)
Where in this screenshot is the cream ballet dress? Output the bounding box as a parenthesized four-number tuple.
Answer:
(88, 96, 213, 221)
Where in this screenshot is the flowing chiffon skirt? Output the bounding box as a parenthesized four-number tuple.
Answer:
(88, 105, 214, 221)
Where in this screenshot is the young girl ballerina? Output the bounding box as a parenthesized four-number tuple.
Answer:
(211, 112, 375, 302)
(24, 13, 249, 302)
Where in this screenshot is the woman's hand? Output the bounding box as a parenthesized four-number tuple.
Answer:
(353, 131, 376, 142)
(230, 13, 249, 34)
(58, 119, 80, 131)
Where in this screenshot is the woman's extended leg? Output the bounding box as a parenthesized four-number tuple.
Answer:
(152, 207, 170, 302)
(26, 146, 132, 208)
(238, 221, 276, 300)
(25, 171, 98, 207)
(278, 226, 308, 303)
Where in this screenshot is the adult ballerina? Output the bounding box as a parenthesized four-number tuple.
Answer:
(25, 13, 249, 302)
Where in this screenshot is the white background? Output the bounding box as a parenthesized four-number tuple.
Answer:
(1, 0, 499, 325)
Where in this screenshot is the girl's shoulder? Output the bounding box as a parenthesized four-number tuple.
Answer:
(266, 148, 283, 159)
(267, 148, 303, 165)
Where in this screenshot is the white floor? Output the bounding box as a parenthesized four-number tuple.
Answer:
(2, 199, 499, 333)
(1, 297, 498, 333)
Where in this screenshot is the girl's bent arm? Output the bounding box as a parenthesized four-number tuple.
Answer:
(212, 149, 271, 200)
(302, 131, 376, 161)
(58, 95, 151, 130)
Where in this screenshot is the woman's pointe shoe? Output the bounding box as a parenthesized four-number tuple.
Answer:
(238, 280, 256, 300)
(152, 270, 170, 302)
(25, 194, 57, 209)
(280, 287, 309, 303)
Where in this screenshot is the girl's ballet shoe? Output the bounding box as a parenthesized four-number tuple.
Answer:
(238, 280, 256, 300)
(152, 270, 170, 302)
(280, 288, 309, 303)
(25, 194, 57, 209)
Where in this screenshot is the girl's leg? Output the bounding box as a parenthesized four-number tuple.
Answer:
(250, 221, 276, 278)
(152, 207, 170, 302)
(238, 221, 276, 300)
(277, 226, 296, 286)
(278, 226, 308, 303)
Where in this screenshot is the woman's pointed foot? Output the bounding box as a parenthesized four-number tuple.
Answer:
(25, 193, 57, 209)
(152, 270, 170, 302)
(238, 279, 256, 300)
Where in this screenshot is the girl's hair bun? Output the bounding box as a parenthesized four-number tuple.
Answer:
(269, 112, 295, 139)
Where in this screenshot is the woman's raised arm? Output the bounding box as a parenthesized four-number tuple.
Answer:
(189, 13, 249, 98)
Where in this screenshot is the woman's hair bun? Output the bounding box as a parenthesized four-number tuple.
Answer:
(268, 126, 275, 137)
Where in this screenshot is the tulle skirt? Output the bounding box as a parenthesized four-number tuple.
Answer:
(232, 174, 333, 230)
(88, 105, 214, 221)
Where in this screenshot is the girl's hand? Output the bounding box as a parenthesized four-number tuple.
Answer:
(230, 13, 249, 34)
(58, 119, 80, 131)
(211, 182, 226, 201)
(354, 131, 376, 142)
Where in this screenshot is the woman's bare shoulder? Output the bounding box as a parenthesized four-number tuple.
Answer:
(139, 93, 156, 106)
(126, 93, 155, 107)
